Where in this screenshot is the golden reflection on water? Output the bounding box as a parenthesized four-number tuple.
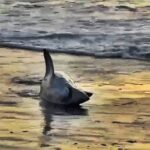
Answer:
(0, 48, 150, 150)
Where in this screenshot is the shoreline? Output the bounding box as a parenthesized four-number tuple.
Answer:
(0, 47, 150, 150)
(0, 44, 149, 61)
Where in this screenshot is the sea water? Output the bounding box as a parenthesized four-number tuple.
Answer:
(0, 0, 149, 60)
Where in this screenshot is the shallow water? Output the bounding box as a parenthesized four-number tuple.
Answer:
(0, 0, 150, 59)
(0, 48, 150, 150)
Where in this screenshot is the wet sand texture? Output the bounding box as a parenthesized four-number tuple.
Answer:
(0, 48, 150, 150)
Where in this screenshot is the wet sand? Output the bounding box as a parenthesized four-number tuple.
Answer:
(0, 48, 150, 150)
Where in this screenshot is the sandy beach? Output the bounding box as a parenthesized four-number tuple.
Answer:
(0, 48, 150, 150)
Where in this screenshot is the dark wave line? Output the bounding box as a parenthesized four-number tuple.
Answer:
(4, 33, 83, 40)
(0, 42, 149, 61)
(1, 31, 149, 40)
(115, 5, 137, 12)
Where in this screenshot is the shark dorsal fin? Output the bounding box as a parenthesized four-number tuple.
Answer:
(43, 49, 54, 79)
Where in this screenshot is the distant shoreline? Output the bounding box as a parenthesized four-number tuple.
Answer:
(0, 43, 149, 61)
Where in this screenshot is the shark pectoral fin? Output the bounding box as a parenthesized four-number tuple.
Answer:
(85, 91, 93, 97)
(61, 87, 72, 103)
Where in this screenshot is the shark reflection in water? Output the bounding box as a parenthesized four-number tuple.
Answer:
(40, 100, 88, 136)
